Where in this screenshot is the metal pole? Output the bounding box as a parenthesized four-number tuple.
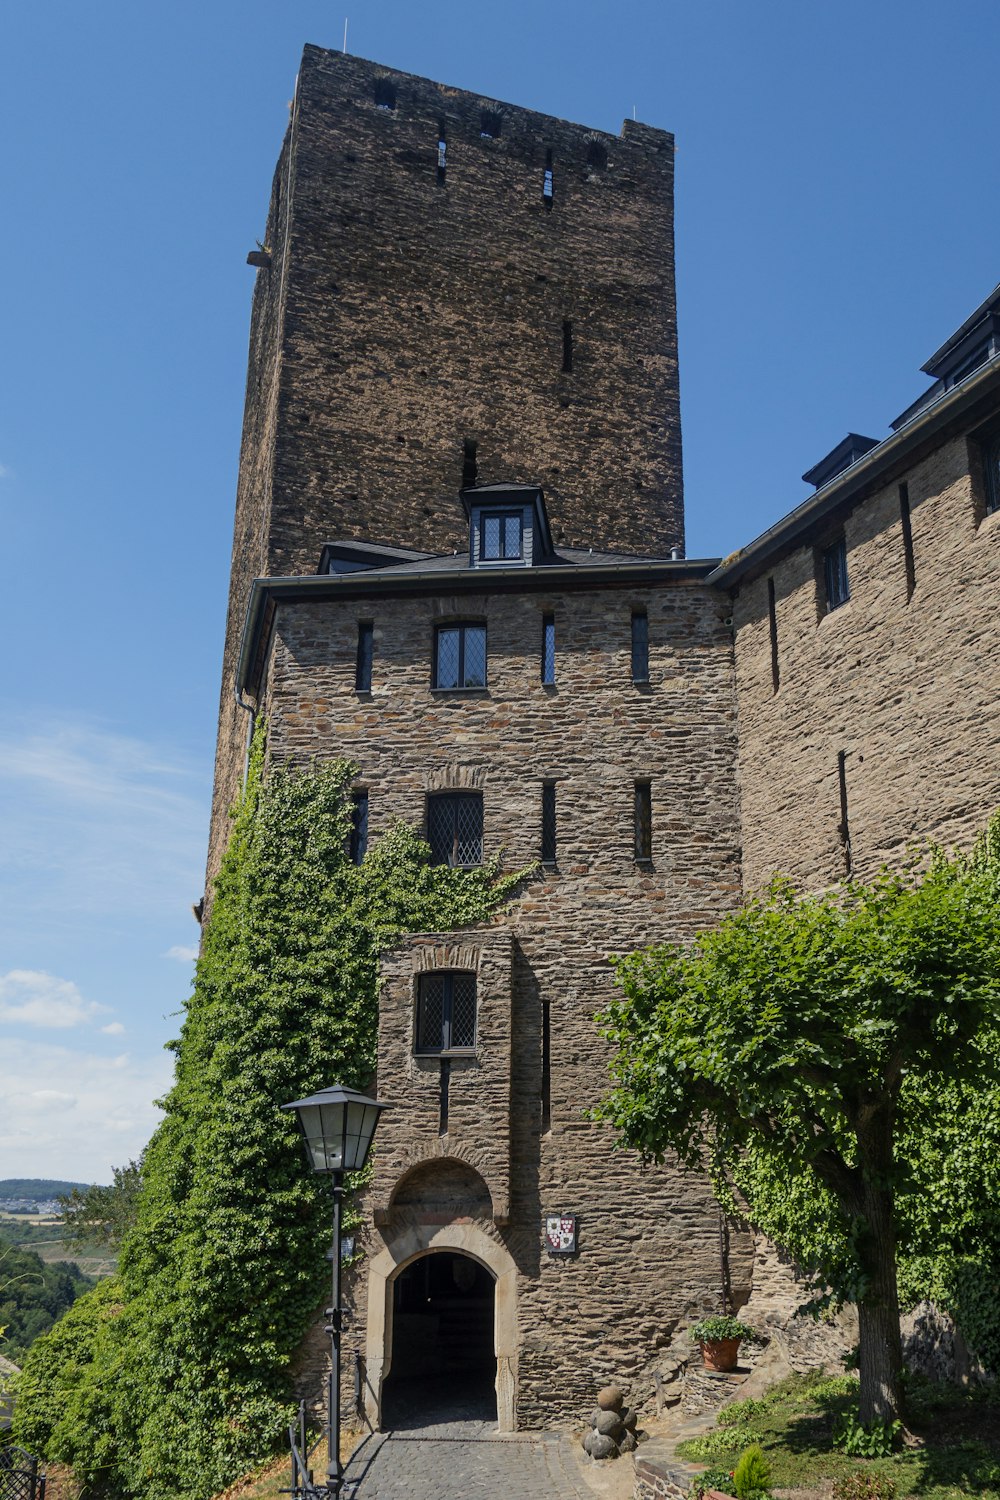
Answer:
(326, 1172, 344, 1497)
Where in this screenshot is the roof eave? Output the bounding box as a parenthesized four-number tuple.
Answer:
(708, 357, 1000, 591)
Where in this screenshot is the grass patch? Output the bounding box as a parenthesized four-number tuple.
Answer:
(676, 1371, 1000, 1498)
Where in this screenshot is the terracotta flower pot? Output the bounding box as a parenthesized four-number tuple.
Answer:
(699, 1336, 740, 1372)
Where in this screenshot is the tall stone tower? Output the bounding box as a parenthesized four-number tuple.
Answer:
(209, 46, 684, 879)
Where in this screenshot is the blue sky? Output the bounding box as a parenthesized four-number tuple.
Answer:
(2, 0, 997, 1182)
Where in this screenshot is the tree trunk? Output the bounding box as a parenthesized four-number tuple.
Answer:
(856, 1107, 904, 1426)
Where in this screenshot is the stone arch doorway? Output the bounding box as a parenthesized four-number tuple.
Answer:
(364, 1221, 518, 1432)
(382, 1250, 496, 1428)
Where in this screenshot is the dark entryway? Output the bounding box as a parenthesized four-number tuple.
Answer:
(382, 1251, 496, 1429)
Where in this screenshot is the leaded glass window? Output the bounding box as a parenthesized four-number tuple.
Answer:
(416, 972, 477, 1053)
(434, 623, 487, 689)
(427, 792, 483, 867)
(542, 614, 555, 684)
(480, 511, 523, 561)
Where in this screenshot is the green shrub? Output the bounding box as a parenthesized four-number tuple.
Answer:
(832, 1411, 901, 1458)
(732, 1443, 771, 1499)
(691, 1467, 736, 1497)
(832, 1472, 897, 1500)
(718, 1397, 770, 1427)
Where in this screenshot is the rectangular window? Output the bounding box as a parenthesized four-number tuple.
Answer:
(427, 792, 483, 866)
(434, 622, 487, 689)
(416, 972, 477, 1053)
(822, 537, 850, 612)
(837, 750, 852, 877)
(634, 780, 652, 863)
(986, 438, 1000, 516)
(767, 578, 779, 693)
(481, 511, 523, 561)
(355, 622, 374, 692)
(899, 483, 916, 600)
(541, 782, 557, 865)
(631, 611, 649, 682)
(541, 997, 551, 1133)
(542, 614, 556, 684)
(350, 790, 369, 864)
(562, 319, 573, 373)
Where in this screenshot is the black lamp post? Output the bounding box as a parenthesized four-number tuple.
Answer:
(282, 1084, 386, 1498)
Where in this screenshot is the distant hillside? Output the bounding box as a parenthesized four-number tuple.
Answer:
(0, 1179, 92, 1199)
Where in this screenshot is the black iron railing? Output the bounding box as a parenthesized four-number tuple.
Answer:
(0, 1445, 46, 1500)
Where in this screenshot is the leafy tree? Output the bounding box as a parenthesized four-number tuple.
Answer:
(59, 1160, 143, 1251)
(595, 837, 1000, 1425)
(13, 729, 524, 1498)
(0, 1234, 94, 1362)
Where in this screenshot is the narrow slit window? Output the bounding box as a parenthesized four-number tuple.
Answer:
(350, 790, 369, 865)
(416, 971, 478, 1053)
(987, 438, 1000, 515)
(439, 1058, 451, 1134)
(541, 998, 551, 1133)
(634, 780, 653, 863)
(355, 621, 374, 692)
(437, 125, 447, 183)
(767, 578, 779, 693)
(631, 611, 649, 682)
(543, 148, 554, 206)
(822, 536, 850, 612)
(542, 614, 556, 684)
(899, 484, 915, 599)
(462, 438, 478, 488)
(587, 141, 608, 171)
(562, 320, 573, 373)
(541, 782, 557, 865)
(480, 110, 502, 140)
(837, 751, 853, 877)
(374, 79, 396, 111)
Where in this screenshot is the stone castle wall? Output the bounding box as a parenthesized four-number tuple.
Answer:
(206, 46, 684, 892)
(260, 576, 748, 1425)
(731, 430, 1000, 893)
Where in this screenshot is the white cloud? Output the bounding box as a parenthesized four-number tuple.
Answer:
(0, 463, 9, 481)
(0, 718, 209, 933)
(0, 969, 108, 1029)
(165, 945, 199, 963)
(101, 1021, 126, 1036)
(0, 1038, 174, 1182)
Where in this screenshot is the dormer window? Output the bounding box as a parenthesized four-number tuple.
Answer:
(463, 485, 552, 569)
(481, 511, 523, 561)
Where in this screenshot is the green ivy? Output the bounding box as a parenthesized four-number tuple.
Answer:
(12, 726, 524, 1499)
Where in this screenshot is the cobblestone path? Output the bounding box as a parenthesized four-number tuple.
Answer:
(342, 1425, 595, 1500)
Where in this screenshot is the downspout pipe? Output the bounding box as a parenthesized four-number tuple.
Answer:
(235, 685, 256, 789)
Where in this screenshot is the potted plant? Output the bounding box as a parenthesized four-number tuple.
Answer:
(689, 1315, 755, 1372)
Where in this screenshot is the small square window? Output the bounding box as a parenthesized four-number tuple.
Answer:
(821, 537, 850, 612)
(416, 972, 477, 1053)
(434, 622, 487, 689)
(350, 791, 368, 864)
(427, 792, 483, 867)
(631, 612, 649, 683)
(481, 511, 523, 561)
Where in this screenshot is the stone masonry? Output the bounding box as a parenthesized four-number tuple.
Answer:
(259, 575, 748, 1427)
(205, 38, 1000, 1448)
(207, 46, 684, 895)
